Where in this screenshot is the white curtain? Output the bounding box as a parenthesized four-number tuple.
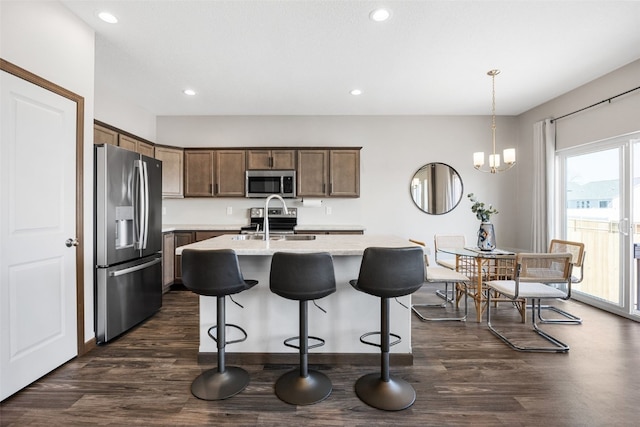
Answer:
(531, 119, 556, 252)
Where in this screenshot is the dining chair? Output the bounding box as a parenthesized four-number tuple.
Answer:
(409, 239, 469, 321)
(433, 235, 467, 303)
(486, 252, 573, 353)
(529, 239, 585, 324)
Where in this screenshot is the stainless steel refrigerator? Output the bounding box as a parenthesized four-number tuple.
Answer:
(94, 143, 162, 344)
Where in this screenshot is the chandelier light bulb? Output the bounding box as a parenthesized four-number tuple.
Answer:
(503, 148, 516, 164)
(473, 152, 485, 167)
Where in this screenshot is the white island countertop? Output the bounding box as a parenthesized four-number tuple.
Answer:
(175, 233, 412, 256)
(177, 233, 420, 363)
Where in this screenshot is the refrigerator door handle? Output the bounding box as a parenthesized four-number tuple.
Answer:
(133, 159, 144, 250)
(109, 257, 161, 277)
(141, 160, 149, 249)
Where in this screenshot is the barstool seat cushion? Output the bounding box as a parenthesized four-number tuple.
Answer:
(349, 247, 425, 298)
(270, 252, 336, 301)
(182, 248, 258, 297)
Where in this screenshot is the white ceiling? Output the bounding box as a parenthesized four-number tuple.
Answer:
(60, 0, 640, 116)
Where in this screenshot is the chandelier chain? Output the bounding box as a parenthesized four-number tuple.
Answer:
(491, 70, 497, 158)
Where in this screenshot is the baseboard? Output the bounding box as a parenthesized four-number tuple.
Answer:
(197, 352, 413, 366)
(80, 337, 96, 356)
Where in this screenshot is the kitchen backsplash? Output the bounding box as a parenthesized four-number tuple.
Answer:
(162, 197, 364, 226)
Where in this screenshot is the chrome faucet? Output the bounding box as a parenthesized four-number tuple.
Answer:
(264, 194, 288, 242)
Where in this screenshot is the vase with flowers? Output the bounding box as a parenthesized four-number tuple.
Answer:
(468, 193, 498, 251)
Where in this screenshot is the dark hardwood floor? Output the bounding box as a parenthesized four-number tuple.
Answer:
(2, 284, 640, 426)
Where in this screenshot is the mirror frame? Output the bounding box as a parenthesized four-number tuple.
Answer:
(410, 162, 464, 215)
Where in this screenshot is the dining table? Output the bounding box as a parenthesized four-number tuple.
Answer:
(437, 247, 525, 323)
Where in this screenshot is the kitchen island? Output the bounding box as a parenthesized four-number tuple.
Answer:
(176, 234, 420, 365)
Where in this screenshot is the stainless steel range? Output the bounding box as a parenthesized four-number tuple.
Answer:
(241, 207, 297, 234)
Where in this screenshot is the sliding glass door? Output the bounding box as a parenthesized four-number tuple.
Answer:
(558, 132, 640, 319)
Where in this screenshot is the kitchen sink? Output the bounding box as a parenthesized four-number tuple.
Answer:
(280, 234, 316, 241)
(232, 234, 265, 240)
(232, 234, 316, 241)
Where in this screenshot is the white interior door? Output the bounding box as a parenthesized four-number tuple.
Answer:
(0, 70, 78, 400)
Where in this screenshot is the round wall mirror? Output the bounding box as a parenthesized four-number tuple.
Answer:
(410, 162, 463, 215)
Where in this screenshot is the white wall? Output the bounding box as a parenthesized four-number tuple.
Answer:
(157, 115, 521, 259)
(514, 59, 640, 251)
(95, 82, 157, 141)
(0, 0, 96, 344)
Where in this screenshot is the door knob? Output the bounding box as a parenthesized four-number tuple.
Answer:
(65, 238, 79, 247)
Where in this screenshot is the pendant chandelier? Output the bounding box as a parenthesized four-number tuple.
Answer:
(473, 69, 516, 174)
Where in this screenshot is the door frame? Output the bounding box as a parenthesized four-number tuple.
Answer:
(0, 59, 88, 355)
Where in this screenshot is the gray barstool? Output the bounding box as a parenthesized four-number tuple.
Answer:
(349, 246, 425, 411)
(269, 252, 336, 405)
(181, 249, 258, 400)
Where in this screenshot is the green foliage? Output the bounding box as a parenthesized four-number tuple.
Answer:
(467, 193, 498, 222)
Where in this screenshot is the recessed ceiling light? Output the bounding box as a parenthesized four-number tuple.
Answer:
(350, 89, 363, 96)
(369, 8, 391, 22)
(183, 89, 196, 96)
(98, 11, 118, 24)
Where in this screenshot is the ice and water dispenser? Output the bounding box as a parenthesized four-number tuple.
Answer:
(115, 205, 134, 249)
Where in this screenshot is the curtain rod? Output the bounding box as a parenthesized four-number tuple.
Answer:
(550, 85, 640, 123)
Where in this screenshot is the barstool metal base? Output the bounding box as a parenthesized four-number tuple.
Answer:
(191, 366, 250, 401)
(275, 369, 332, 405)
(354, 373, 416, 411)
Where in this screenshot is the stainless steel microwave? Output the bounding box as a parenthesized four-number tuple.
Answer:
(245, 170, 296, 198)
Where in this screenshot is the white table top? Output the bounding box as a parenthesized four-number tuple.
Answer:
(438, 246, 516, 258)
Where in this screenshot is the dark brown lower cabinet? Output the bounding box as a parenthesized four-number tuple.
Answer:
(162, 232, 175, 293)
(165, 231, 237, 288)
